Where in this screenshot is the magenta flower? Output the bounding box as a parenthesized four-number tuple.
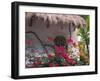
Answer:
(73, 42, 77, 48)
(47, 37, 53, 42)
(26, 39, 32, 45)
(48, 54, 53, 59)
(56, 64, 59, 67)
(54, 45, 76, 65)
(49, 63, 53, 67)
(67, 38, 73, 43)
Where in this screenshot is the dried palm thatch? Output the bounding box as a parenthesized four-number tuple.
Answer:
(28, 12, 86, 29)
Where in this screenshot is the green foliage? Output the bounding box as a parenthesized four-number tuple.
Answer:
(78, 15, 90, 54)
(82, 15, 90, 27)
(42, 57, 49, 64)
(78, 27, 89, 45)
(54, 35, 66, 46)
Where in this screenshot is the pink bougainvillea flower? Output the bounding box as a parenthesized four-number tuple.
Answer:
(48, 54, 53, 59)
(49, 63, 53, 67)
(66, 38, 73, 43)
(34, 62, 37, 65)
(47, 37, 53, 42)
(54, 45, 76, 65)
(62, 54, 76, 65)
(73, 42, 77, 48)
(38, 61, 41, 65)
(56, 64, 59, 67)
(26, 39, 32, 45)
(54, 46, 62, 56)
(70, 60, 76, 65)
(44, 49, 48, 54)
(61, 53, 71, 62)
(34, 61, 41, 65)
(55, 46, 70, 61)
(54, 46, 66, 56)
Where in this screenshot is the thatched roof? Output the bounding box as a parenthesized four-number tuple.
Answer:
(28, 12, 86, 28)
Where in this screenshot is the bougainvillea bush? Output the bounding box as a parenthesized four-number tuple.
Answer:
(25, 36, 88, 68)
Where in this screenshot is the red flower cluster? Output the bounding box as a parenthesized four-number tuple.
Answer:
(66, 38, 73, 43)
(73, 42, 77, 48)
(55, 64, 59, 67)
(54, 45, 76, 65)
(47, 37, 53, 42)
(48, 63, 59, 67)
(26, 39, 32, 45)
(49, 63, 53, 67)
(33, 61, 41, 66)
(48, 54, 53, 59)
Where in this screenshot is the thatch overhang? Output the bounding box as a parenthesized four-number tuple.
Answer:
(28, 13, 86, 29)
